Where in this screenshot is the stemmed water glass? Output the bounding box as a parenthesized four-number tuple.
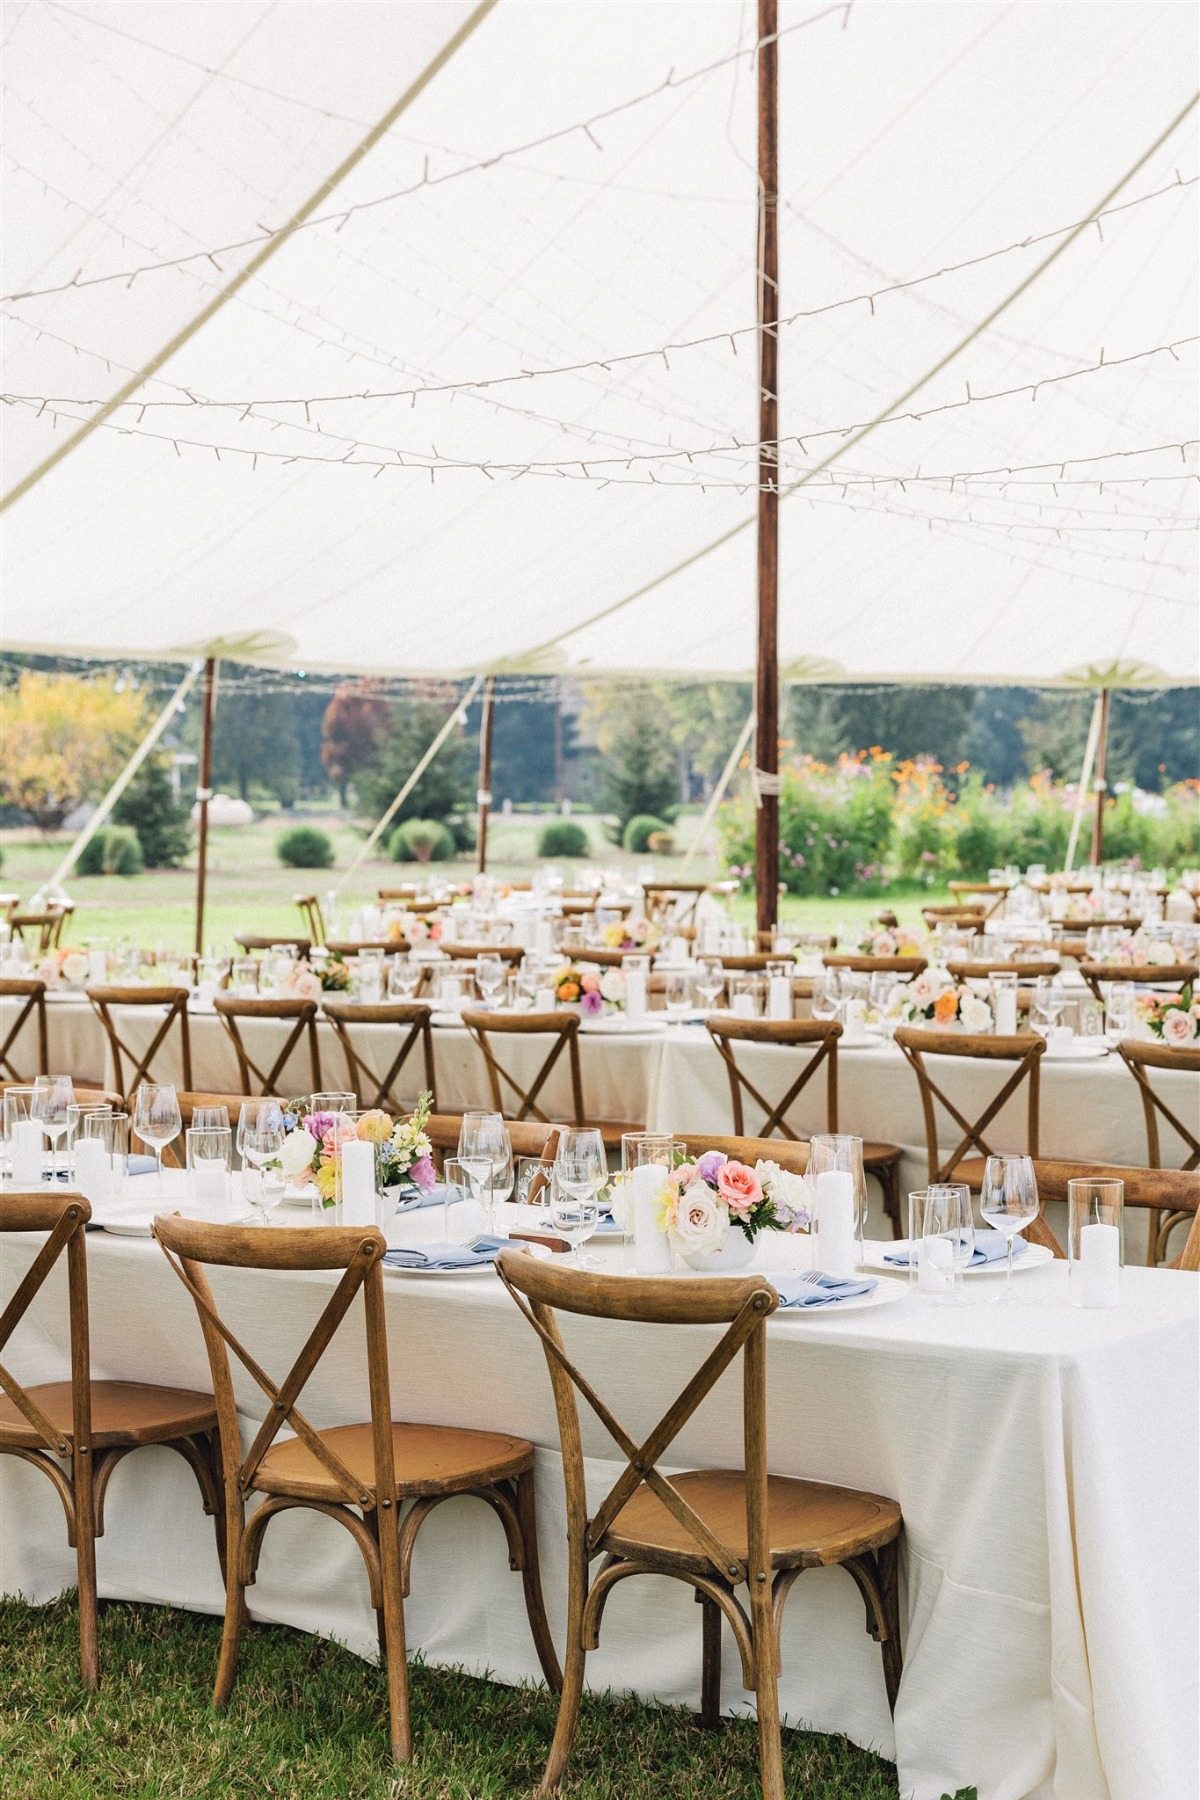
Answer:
(548, 1166, 601, 1266)
(475, 953, 506, 1009)
(236, 1099, 286, 1164)
(133, 1083, 181, 1183)
(387, 956, 420, 1001)
(811, 972, 840, 1022)
(693, 956, 724, 1012)
(980, 1154, 1040, 1300)
(1031, 976, 1066, 1036)
(664, 969, 693, 1024)
(457, 1110, 508, 1227)
(31, 1076, 75, 1181)
(240, 1122, 285, 1225)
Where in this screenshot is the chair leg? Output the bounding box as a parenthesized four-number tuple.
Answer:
(882, 1161, 902, 1239)
(538, 1540, 588, 1796)
(696, 1593, 722, 1729)
(375, 1501, 412, 1763)
(74, 1449, 100, 1693)
(750, 1586, 785, 1800)
(515, 1468, 563, 1693)
(213, 1491, 247, 1709)
(876, 1539, 903, 1716)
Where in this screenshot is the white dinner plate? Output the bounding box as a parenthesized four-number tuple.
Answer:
(837, 1032, 886, 1051)
(580, 1014, 665, 1034)
(382, 1240, 552, 1278)
(1040, 1039, 1110, 1061)
(768, 1278, 906, 1316)
(861, 1240, 1055, 1276)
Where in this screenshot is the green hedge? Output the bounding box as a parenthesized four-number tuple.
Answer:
(622, 814, 672, 855)
(75, 825, 144, 877)
(276, 826, 335, 869)
(389, 818, 455, 862)
(536, 820, 591, 858)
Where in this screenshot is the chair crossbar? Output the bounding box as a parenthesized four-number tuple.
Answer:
(0, 1208, 84, 1454)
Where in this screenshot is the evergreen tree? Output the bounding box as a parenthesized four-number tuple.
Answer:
(353, 697, 473, 827)
(595, 689, 678, 841)
(112, 756, 192, 867)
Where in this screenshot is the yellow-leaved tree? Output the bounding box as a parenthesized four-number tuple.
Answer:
(0, 671, 151, 830)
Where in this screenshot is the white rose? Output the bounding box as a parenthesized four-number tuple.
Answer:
(667, 1187, 729, 1257)
(1161, 1009, 1194, 1047)
(755, 1160, 809, 1223)
(599, 969, 626, 1004)
(279, 1128, 318, 1179)
(960, 994, 993, 1033)
(61, 951, 88, 986)
(607, 1172, 634, 1232)
(908, 973, 938, 1006)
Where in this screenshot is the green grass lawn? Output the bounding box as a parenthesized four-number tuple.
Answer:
(1, 808, 951, 953)
(0, 1595, 905, 1800)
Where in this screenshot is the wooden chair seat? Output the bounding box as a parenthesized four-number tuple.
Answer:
(0, 1378, 216, 1449)
(607, 1467, 902, 1578)
(255, 1420, 533, 1504)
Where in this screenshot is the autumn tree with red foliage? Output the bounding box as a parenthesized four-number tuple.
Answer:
(320, 680, 391, 805)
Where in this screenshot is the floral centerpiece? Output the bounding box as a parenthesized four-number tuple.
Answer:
(611, 1150, 809, 1271)
(1096, 933, 1179, 968)
(553, 964, 626, 1016)
(278, 1091, 436, 1206)
(854, 926, 927, 958)
(601, 916, 661, 953)
(897, 967, 992, 1031)
(33, 946, 88, 989)
(282, 956, 351, 1000)
(1136, 987, 1199, 1047)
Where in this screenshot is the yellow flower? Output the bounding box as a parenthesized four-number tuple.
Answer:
(314, 1160, 338, 1202)
(356, 1109, 393, 1144)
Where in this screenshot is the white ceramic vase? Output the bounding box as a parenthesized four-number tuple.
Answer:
(684, 1230, 756, 1274)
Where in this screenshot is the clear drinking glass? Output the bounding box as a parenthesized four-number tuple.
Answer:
(2, 1087, 36, 1181)
(1067, 1177, 1123, 1307)
(66, 1103, 112, 1177)
(240, 1125, 285, 1224)
(133, 1082, 181, 1182)
(231, 957, 260, 996)
(476, 953, 506, 1008)
(664, 969, 693, 1024)
(1031, 976, 1066, 1035)
(387, 955, 420, 1001)
(980, 1154, 1040, 1300)
(547, 1166, 601, 1266)
(186, 1125, 233, 1201)
(807, 1134, 866, 1272)
(693, 956, 724, 1010)
(919, 1184, 975, 1301)
(82, 1111, 129, 1184)
(191, 1104, 231, 1131)
(236, 1098, 286, 1163)
(728, 973, 764, 1019)
(811, 973, 840, 1022)
(311, 1091, 356, 1114)
(442, 1157, 471, 1240)
(457, 1110, 508, 1227)
(1104, 985, 1133, 1040)
(32, 1075, 75, 1181)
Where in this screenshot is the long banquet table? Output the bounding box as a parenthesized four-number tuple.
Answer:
(1, 1214, 1195, 1800)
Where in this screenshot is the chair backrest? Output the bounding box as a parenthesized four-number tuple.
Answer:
(321, 999, 437, 1111)
(234, 934, 312, 955)
(442, 943, 524, 965)
(1116, 1038, 1200, 1172)
(0, 978, 48, 1082)
(154, 1215, 394, 1510)
(921, 906, 985, 934)
(8, 910, 69, 952)
(1078, 962, 1197, 1003)
(424, 1112, 561, 1165)
(0, 1190, 91, 1460)
(85, 984, 193, 1101)
(822, 953, 929, 976)
(946, 960, 1060, 980)
(674, 1131, 810, 1174)
(894, 1027, 1046, 1183)
(293, 894, 326, 946)
(704, 1016, 841, 1140)
(461, 1009, 583, 1125)
(497, 1252, 778, 1586)
(709, 952, 796, 973)
(212, 995, 322, 1096)
(324, 939, 409, 958)
(1024, 1159, 1200, 1272)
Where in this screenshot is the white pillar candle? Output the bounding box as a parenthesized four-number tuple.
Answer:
(533, 919, 555, 958)
(814, 1169, 856, 1276)
(12, 1119, 43, 1186)
(534, 986, 557, 1013)
(731, 992, 757, 1019)
(74, 1137, 110, 1206)
(994, 989, 1017, 1035)
(632, 1163, 671, 1273)
(917, 1234, 954, 1296)
(340, 1138, 376, 1227)
(1077, 1221, 1121, 1308)
(87, 948, 107, 984)
(768, 975, 792, 1021)
(624, 970, 647, 1025)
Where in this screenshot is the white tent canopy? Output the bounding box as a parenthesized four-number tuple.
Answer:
(2, 1, 1197, 685)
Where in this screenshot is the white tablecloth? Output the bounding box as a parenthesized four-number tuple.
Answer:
(1, 1217, 1196, 1800)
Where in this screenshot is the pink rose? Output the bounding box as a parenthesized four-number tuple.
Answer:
(1161, 1009, 1195, 1047)
(581, 973, 600, 993)
(716, 1160, 762, 1213)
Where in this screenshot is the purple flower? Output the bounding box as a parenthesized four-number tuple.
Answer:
(580, 988, 604, 1016)
(305, 1111, 335, 1142)
(694, 1149, 727, 1184)
(409, 1154, 436, 1193)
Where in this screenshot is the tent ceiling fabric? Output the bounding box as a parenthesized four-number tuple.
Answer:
(2, 1, 1197, 686)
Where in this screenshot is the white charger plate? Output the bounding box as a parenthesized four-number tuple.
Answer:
(768, 1278, 906, 1316)
(862, 1239, 1055, 1276)
(1040, 1039, 1110, 1061)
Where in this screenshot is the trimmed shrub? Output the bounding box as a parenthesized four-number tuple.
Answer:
(622, 814, 672, 855)
(389, 818, 455, 863)
(646, 830, 675, 854)
(537, 820, 591, 858)
(276, 825, 335, 870)
(75, 824, 144, 877)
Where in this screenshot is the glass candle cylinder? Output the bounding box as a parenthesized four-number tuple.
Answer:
(1068, 1177, 1123, 1308)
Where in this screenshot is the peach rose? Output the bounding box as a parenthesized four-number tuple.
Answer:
(934, 988, 959, 1023)
(716, 1160, 762, 1213)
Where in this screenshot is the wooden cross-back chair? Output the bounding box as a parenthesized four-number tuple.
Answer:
(1115, 1039, 1200, 1261)
(213, 995, 322, 1097)
(85, 984, 193, 1102)
(704, 1016, 904, 1234)
(1077, 961, 1197, 1005)
(822, 953, 929, 977)
(324, 938, 409, 958)
(293, 894, 326, 945)
(442, 942, 524, 965)
(0, 977, 48, 1082)
(234, 934, 312, 956)
(423, 1113, 561, 1169)
(642, 881, 710, 928)
(461, 1009, 643, 1149)
(1020, 1159, 1200, 1272)
(707, 952, 797, 973)
(496, 1253, 903, 1800)
(153, 1216, 560, 1762)
(8, 908, 71, 952)
(946, 959, 1060, 981)
(0, 1191, 222, 1690)
(321, 999, 437, 1111)
(895, 1027, 1046, 1188)
(947, 881, 1008, 920)
(920, 906, 985, 935)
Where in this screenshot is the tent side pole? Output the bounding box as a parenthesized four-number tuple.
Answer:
(193, 657, 218, 957)
(332, 674, 484, 898)
(1090, 687, 1112, 867)
(47, 662, 201, 889)
(1063, 694, 1103, 874)
(476, 675, 496, 874)
(754, 0, 781, 941)
(678, 709, 757, 879)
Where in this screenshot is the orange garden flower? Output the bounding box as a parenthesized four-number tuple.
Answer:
(934, 988, 960, 1024)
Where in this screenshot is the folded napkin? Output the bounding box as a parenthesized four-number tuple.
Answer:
(884, 1230, 1025, 1269)
(128, 1155, 161, 1177)
(392, 1187, 444, 1213)
(773, 1273, 877, 1308)
(383, 1235, 518, 1271)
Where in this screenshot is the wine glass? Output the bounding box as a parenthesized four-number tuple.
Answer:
(1031, 976, 1066, 1035)
(811, 972, 840, 1022)
(133, 1083, 181, 1184)
(32, 1076, 75, 1181)
(191, 1105, 230, 1131)
(488, 1137, 515, 1212)
(693, 956, 724, 1011)
(475, 953, 506, 1009)
(548, 1166, 601, 1266)
(457, 1110, 507, 1225)
(980, 1154, 1040, 1300)
(240, 1124, 285, 1225)
(236, 1099, 285, 1162)
(387, 956, 419, 1001)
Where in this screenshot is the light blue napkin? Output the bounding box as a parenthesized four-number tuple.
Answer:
(884, 1230, 1025, 1269)
(383, 1235, 518, 1271)
(773, 1273, 877, 1308)
(392, 1187, 444, 1213)
(127, 1155, 160, 1176)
